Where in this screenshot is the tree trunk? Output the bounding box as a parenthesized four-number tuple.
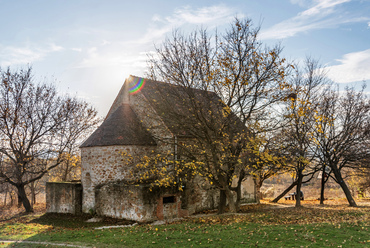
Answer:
(272, 180, 298, 203)
(218, 190, 227, 214)
(295, 170, 303, 207)
(16, 184, 33, 213)
(234, 170, 245, 211)
(33, 192, 36, 206)
(218, 173, 230, 214)
(253, 178, 262, 204)
(235, 182, 242, 212)
(3, 190, 7, 206)
(62, 161, 70, 182)
(320, 166, 326, 205)
(17, 194, 22, 208)
(225, 188, 236, 213)
(10, 192, 15, 206)
(332, 167, 357, 207)
(30, 182, 36, 207)
(257, 181, 263, 201)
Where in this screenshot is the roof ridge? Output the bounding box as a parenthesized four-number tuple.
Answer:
(130, 75, 218, 96)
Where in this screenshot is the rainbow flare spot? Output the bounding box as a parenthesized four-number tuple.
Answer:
(129, 77, 146, 94)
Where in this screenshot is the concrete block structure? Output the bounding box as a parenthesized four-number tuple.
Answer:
(46, 182, 82, 214)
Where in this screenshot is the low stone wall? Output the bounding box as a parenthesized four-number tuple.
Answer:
(181, 175, 256, 215)
(94, 177, 255, 221)
(181, 176, 219, 215)
(46, 182, 82, 214)
(95, 183, 185, 222)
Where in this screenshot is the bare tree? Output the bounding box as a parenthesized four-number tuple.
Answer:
(273, 58, 328, 207)
(0, 67, 99, 212)
(146, 18, 288, 213)
(314, 85, 370, 207)
(0, 182, 17, 207)
(48, 151, 82, 182)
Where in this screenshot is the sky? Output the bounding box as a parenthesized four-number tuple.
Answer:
(1, 0, 369, 116)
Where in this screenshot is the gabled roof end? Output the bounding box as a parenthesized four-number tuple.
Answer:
(105, 76, 132, 119)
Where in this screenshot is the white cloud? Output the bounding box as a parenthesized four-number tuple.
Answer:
(72, 4, 239, 83)
(73, 4, 239, 74)
(171, 5, 236, 24)
(325, 49, 370, 83)
(76, 44, 147, 71)
(290, 0, 311, 7)
(140, 4, 238, 44)
(260, 0, 369, 40)
(49, 43, 63, 52)
(152, 14, 162, 22)
(301, 0, 349, 16)
(101, 40, 111, 46)
(71, 48, 82, 52)
(0, 43, 63, 67)
(368, 21, 370, 28)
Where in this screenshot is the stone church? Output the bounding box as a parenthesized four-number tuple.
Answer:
(47, 75, 256, 222)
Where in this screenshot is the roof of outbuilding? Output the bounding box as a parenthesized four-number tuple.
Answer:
(80, 103, 156, 147)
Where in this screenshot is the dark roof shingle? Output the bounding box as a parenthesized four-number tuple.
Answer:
(80, 104, 156, 147)
(137, 77, 246, 137)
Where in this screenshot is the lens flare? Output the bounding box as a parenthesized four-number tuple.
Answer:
(129, 77, 146, 94)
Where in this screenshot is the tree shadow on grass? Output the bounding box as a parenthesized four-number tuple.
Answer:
(30, 213, 135, 229)
(3, 213, 137, 247)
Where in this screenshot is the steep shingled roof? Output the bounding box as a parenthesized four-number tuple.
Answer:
(81, 75, 246, 148)
(137, 78, 216, 137)
(80, 104, 156, 147)
(135, 76, 246, 138)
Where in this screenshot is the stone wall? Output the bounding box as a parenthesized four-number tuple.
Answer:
(81, 144, 256, 215)
(46, 182, 82, 214)
(181, 175, 256, 214)
(95, 183, 185, 222)
(81, 86, 174, 214)
(81, 145, 155, 213)
(181, 176, 219, 215)
(92, 175, 255, 220)
(81, 143, 256, 215)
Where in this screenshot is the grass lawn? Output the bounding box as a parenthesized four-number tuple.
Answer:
(1, 199, 370, 247)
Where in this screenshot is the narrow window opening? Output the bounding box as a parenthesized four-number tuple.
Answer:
(85, 172, 91, 188)
(163, 196, 176, 204)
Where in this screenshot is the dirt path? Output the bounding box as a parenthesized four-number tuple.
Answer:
(1, 240, 92, 248)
